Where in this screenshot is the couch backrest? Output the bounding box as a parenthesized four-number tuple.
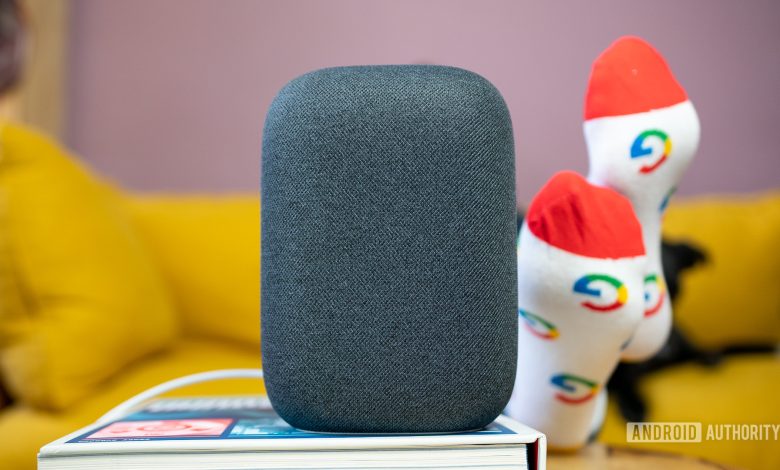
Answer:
(126, 195, 261, 348)
(663, 191, 780, 349)
(126, 190, 780, 353)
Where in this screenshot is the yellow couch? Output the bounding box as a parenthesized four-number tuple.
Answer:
(600, 192, 780, 469)
(0, 125, 267, 469)
(0, 125, 778, 469)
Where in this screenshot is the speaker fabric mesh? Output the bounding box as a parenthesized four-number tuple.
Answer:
(261, 65, 517, 433)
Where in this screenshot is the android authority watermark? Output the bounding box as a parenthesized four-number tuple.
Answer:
(627, 422, 780, 443)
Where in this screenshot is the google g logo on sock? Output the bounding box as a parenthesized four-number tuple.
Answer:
(659, 186, 677, 213)
(631, 129, 671, 174)
(643, 274, 667, 317)
(519, 309, 559, 340)
(550, 373, 599, 405)
(573, 274, 627, 312)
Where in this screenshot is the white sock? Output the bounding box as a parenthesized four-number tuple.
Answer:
(507, 171, 646, 450)
(583, 36, 701, 361)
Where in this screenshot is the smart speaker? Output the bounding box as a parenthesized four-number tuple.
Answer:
(261, 65, 517, 433)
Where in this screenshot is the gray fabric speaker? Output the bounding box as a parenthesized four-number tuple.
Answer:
(261, 65, 517, 433)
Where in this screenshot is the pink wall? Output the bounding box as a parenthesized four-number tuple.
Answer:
(67, 0, 780, 203)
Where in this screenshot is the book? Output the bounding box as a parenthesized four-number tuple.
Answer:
(38, 396, 547, 470)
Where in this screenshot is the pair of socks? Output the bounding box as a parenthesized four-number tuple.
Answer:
(507, 36, 700, 449)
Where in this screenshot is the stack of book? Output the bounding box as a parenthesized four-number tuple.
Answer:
(39, 396, 546, 470)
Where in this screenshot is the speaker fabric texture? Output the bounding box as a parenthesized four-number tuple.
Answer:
(261, 65, 517, 433)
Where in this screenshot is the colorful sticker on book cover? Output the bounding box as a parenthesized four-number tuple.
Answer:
(230, 417, 299, 436)
(631, 129, 671, 174)
(573, 274, 627, 312)
(518, 309, 559, 340)
(85, 419, 233, 439)
(643, 273, 666, 317)
(550, 374, 599, 404)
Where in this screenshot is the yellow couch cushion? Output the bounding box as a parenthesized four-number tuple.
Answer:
(0, 124, 178, 410)
(599, 354, 780, 470)
(126, 195, 261, 346)
(663, 192, 780, 349)
(0, 338, 264, 470)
